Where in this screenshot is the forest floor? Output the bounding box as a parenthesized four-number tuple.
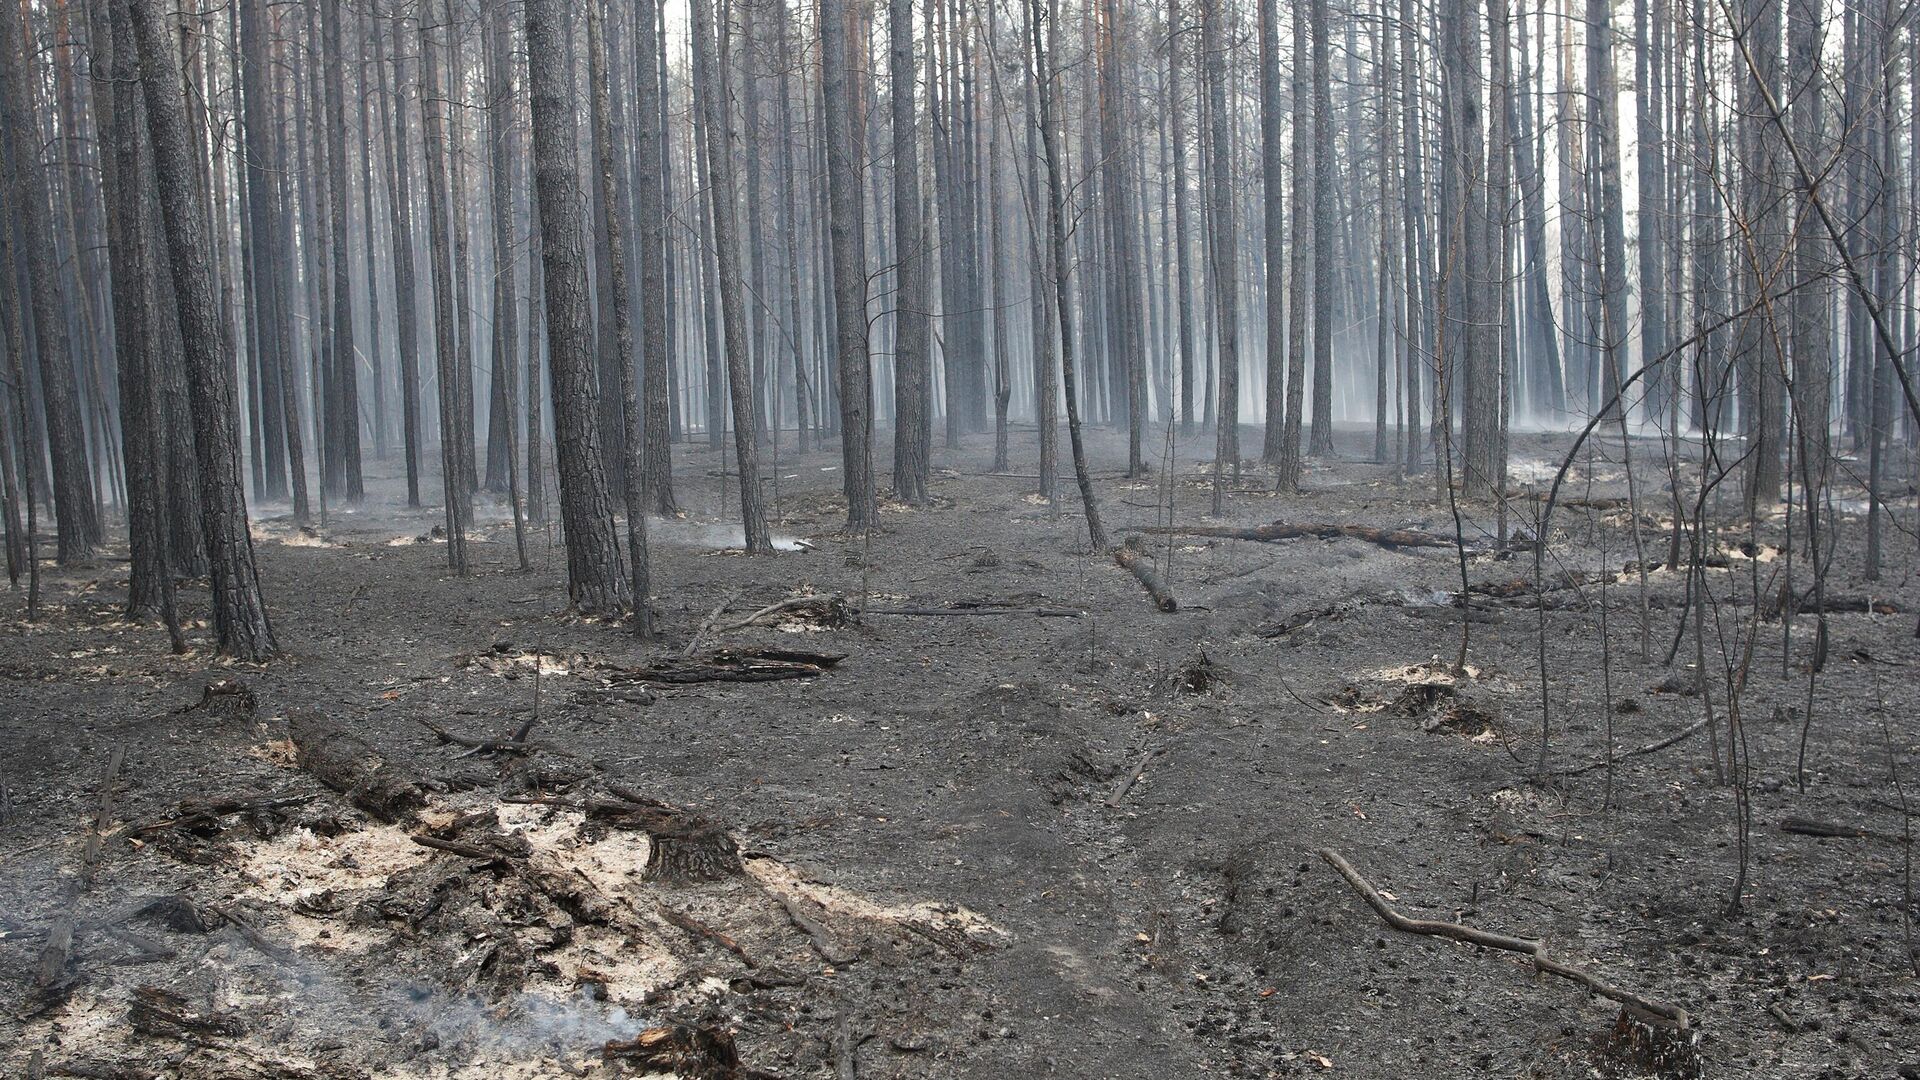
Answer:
(2, 421, 1917, 1080)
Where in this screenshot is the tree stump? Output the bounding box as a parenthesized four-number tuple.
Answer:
(642, 813, 743, 884)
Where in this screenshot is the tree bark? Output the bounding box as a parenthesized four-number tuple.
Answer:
(1203, 0, 1241, 515)
(632, 0, 677, 515)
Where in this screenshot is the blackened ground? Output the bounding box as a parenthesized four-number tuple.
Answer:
(2, 421, 1917, 1079)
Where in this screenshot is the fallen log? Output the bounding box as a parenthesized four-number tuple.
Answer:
(1762, 594, 1902, 620)
(610, 648, 845, 686)
(34, 746, 125, 994)
(123, 793, 313, 837)
(1141, 521, 1456, 551)
(288, 712, 425, 821)
(1319, 848, 1689, 1029)
(129, 985, 245, 1041)
(1779, 817, 1912, 844)
(1113, 538, 1178, 612)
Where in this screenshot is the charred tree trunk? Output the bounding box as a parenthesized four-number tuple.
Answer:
(1257, 0, 1285, 466)
(587, 0, 656, 623)
(128, 0, 279, 660)
(1031, 0, 1107, 550)
(0, 0, 96, 563)
(689, 0, 771, 553)
(633, 0, 677, 515)
(889, 0, 931, 506)
(526, 0, 630, 611)
(820, 0, 876, 530)
(1203, 0, 1241, 514)
(379, 1, 423, 509)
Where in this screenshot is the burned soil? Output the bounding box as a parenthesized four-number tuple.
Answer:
(3, 425, 1917, 1079)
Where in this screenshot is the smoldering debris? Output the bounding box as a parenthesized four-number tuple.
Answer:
(7, 737, 1000, 1079)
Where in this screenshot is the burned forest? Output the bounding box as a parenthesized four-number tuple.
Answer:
(3, 0, 1920, 1075)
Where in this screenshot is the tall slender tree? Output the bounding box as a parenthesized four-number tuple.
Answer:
(0, 0, 97, 563)
(127, 0, 278, 660)
(821, 0, 877, 529)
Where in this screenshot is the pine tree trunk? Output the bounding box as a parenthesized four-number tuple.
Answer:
(1257, 0, 1285, 465)
(633, 0, 676, 514)
(689, 0, 771, 553)
(888, 0, 931, 505)
(421, 3, 470, 571)
(128, 0, 278, 660)
(1098, 0, 1146, 476)
(486, 0, 528, 570)
(525, 0, 630, 611)
(320, 0, 362, 500)
(1307, 0, 1335, 458)
(0, 0, 96, 564)
(378, 2, 423, 508)
(1031, 0, 1106, 550)
(1202, 0, 1240, 517)
(1168, 0, 1198, 436)
(588, 0, 657, 622)
(820, 0, 876, 529)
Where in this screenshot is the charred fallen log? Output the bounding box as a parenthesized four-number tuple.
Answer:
(609, 648, 845, 685)
(288, 712, 425, 821)
(1113, 538, 1178, 612)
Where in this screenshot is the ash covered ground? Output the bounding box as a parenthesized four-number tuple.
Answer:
(3, 423, 1917, 1079)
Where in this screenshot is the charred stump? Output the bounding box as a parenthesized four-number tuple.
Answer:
(640, 812, 743, 884)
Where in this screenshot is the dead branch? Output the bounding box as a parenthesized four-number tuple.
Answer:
(1141, 521, 1457, 550)
(1113, 538, 1178, 612)
(1544, 718, 1711, 778)
(683, 588, 743, 657)
(656, 902, 755, 967)
(208, 905, 295, 964)
(767, 888, 857, 966)
(1106, 748, 1164, 807)
(1319, 849, 1689, 1029)
(718, 593, 851, 631)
